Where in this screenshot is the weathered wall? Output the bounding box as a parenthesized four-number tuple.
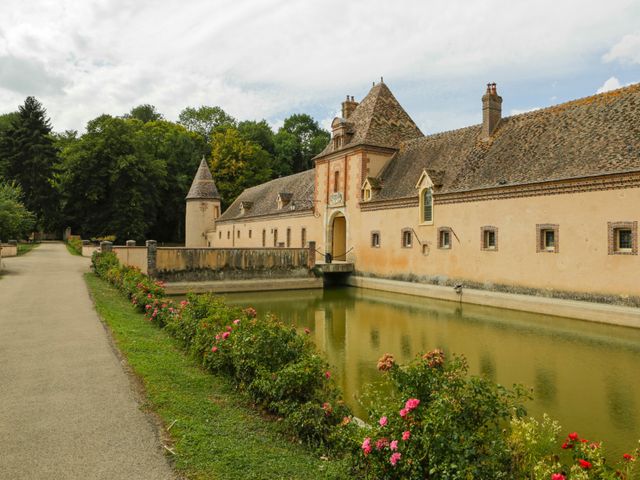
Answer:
(82, 245, 100, 257)
(355, 186, 640, 297)
(155, 247, 313, 282)
(113, 247, 148, 274)
(0, 244, 18, 257)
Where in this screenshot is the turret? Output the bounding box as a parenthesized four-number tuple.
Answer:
(185, 158, 221, 247)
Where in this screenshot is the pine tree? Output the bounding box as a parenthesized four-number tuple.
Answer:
(0, 97, 60, 232)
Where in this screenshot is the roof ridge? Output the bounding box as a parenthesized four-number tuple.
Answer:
(243, 168, 314, 192)
(504, 81, 640, 121)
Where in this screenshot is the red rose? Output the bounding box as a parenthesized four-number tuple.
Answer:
(551, 474, 566, 480)
(578, 459, 592, 470)
(568, 432, 579, 441)
(623, 453, 635, 461)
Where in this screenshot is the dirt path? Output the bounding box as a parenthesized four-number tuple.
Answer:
(0, 243, 175, 479)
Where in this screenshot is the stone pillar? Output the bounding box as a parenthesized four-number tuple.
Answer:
(126, 240, 136, 247)
(307, 241, 316, 269)
(100, 241, 112, 253)
(146, 240, 157, 278)
(82, 240, 90, 246)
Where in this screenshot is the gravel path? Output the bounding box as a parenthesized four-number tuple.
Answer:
(0, 243, 175, 479)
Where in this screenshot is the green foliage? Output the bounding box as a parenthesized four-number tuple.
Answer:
(124, 104, 164, 123)
(237, 120, 275, 154)
(92, 251, 350, 448)
(0, 181, 36, 240)
(209, 128, 272, 208)
(0, 97, 60, 231)
(178, 105, 237, 141)
(275, 113, 330, 173)
(66, 237, 83, 255)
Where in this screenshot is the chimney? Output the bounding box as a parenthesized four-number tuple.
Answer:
(341, 95, 359, 119)
(482, 82, 502, 138)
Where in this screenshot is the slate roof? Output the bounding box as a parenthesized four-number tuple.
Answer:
(316, 82, 423, 158)
(186, 158, 220, 200)
(374, 82, 640, 201)
(217, 169, 315, 222)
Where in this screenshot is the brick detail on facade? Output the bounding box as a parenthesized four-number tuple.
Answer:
(608, 221, 638, 255)
(480, 225, 498, 251)
(536, 224, 559, 253)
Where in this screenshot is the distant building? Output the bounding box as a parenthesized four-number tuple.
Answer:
(186, 81, 640, 299)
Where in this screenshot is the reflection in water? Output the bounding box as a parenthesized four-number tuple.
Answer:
(221, 286, 640, 460)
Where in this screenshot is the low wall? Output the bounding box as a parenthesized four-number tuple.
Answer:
(155, 247, 312, 282)
(347, 276, 640, 328)
(82, 245, 100, 257)
(112, 247, 148, 274)
(0, 244, 18, 257)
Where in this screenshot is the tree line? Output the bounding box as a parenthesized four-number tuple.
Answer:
(0, 98, 329, 243)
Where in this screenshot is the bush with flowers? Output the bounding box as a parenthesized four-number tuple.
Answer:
(92, 251, 350, 447)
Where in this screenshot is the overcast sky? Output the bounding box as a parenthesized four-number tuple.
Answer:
(1, 0, 639, 134)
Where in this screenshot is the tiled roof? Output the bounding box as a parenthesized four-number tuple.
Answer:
(316, 82, 423, 158)
(375, 83, 640, 201)
(186, 158, 220, 200)
(218, 169, 315, 222)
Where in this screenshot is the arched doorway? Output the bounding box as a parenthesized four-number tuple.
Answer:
(331, 214, 347, 261)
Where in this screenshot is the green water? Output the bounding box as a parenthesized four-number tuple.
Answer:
(219, 286, 640, 460)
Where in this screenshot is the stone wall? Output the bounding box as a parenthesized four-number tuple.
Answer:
(112, 246, 148, 274)
(0, 242, 18, 258)
(155, 247, 313, 282)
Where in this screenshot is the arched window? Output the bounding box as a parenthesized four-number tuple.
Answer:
(421, 188, 433, 223)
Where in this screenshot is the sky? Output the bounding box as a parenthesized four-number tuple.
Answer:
(0, 0, 639, 135)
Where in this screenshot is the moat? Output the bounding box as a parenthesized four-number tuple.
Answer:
(222, 286, 640, 460)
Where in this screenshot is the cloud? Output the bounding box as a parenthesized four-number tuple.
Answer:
(0, 0, 639, 133)
(603, 33, 640, 64)
(596, 76, 622, 93)
(510, 107, 541, 116)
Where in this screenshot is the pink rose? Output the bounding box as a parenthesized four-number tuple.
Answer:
(390, 452, 401, 466)
(399, 408, 408, 418)
(222, 331, 230, 339)
(324, 371, 331, 379)
(379, 416, 388, 427)
(405, 398, 420, 411)
(402, 430, 411, 441)
(361, 437, 371, 456)
(211, 346, 218, 353)
(233, 319, 240, 325)
(390, 440, 398, 451)
(551, 475, 565, 480)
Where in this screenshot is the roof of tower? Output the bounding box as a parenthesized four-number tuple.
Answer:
(315, 82, 423, 158)
(186, 158, 220, 200)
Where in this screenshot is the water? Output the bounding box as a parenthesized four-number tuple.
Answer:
(218, 286, 640, 460)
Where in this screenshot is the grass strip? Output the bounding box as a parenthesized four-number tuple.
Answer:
(84, 273, 349, 480)
(65, 242, 82, 256)
(17, 242, 40, 256)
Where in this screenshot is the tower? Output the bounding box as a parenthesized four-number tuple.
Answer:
(185, 158, 221, 247)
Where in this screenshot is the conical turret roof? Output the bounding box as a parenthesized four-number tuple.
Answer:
(186, 158, 220, 200)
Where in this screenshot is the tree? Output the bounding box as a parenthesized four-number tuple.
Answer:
(124, 104, 164, 123)
(0, 97, 60, 232)
(0, 181, 35, 240)
(58, 115, 166, 242)
(274, 114, 330, 173)
(209, 128, 272, 209)
(237, 120, 275, 155)
(0, 112, 19, 178)
(178, 106, 236, 142)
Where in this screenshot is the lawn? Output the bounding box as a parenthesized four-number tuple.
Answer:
(84, 273, 349, 480)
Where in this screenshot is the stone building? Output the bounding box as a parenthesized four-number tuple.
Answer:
(186, 81, 640, 299)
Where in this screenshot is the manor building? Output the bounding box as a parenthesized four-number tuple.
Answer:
(186, 81, 640, 299)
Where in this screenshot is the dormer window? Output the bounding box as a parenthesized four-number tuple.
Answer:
(361, 177, 381, 203)
(416, 169, 440, 225)
(277, 192, 292, 210)
(363, 188, 371, 201)
(420, 188, 433, 223)
(239, 201, 253, 215)
(331, 117, 354, 150)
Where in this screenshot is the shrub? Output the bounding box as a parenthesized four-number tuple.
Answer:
(67, 237, 83, 255)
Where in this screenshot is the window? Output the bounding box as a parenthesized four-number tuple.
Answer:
(371, 231, 380, 248)
(420, 188, 433, 223)
(262, 229, 266, 247)
(334, 171, 340, 192)
(363, 188, 371, 201)
(227, 231, 230, 239)
(249, 229, 252, 239)
(218, 231, 221, 239)
(608, 221, 638, 255)
(286, 228, 291, 247)
(214, 206, 219, 218)
(301, 228, 307, 247)
(237, 230, 240, 238)
(536, 224, 559, 253)
(481, 226, 498, 251)
(273, 228, 278, 247)
(401, 228, 412, 248)
(438, 227, 452, 249)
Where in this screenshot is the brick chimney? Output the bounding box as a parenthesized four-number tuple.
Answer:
(341, 95, 358, 119)
(482, 83, 502, 138)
